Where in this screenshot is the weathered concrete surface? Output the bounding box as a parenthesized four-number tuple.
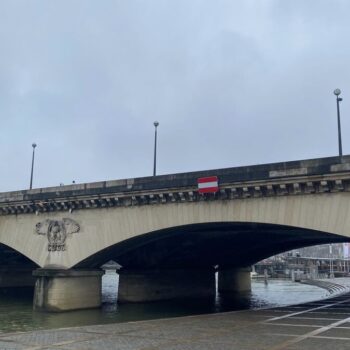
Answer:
(2, 292, 350, 349)
(118, 269, 215, 303)
(33, 269, 104, 312)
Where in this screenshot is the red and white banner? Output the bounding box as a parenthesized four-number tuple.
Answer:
(197, 176, 219, 193)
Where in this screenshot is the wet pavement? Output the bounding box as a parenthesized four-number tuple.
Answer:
(2, 292, 350, 349)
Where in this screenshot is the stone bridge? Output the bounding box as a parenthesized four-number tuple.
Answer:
(1, 155, 350, 311)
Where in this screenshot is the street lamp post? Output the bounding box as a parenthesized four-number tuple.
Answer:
(329, 244, 334, 279)
(30, 143, 37, 190)
(333, 89, 343, 159)
(153, 121, 159, 176)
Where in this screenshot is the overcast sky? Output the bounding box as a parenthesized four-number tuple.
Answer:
(0, 0, 349, 192)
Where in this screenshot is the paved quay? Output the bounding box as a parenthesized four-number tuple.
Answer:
(2, 292, 350, 350)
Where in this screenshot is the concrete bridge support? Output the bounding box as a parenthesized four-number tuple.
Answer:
(33, 269, 104, 312)
(118, 268, 215, 303)
(218, 267, 251, 294)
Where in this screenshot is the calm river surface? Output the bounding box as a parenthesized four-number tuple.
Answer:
(0, 272, 334, 333)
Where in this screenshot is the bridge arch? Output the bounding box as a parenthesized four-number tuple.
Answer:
(74, 221, 349, 270)
(0, 192, 349, 269)
(68, 192, 350, 269)
(71, 219, 349, 305)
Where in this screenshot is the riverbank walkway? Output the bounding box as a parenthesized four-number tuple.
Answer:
(2, 291, 350, 350)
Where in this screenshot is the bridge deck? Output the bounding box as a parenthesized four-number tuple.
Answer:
(1, 155, 350, 215)
(2, 292, 350, 349)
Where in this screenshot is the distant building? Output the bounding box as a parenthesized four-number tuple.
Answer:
(255, 243, 350, 279)
(285, 243, 346, 260)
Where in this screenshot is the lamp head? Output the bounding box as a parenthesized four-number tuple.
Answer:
(154, 121, 159, 127)
(32, 143, 37, 148)
(334, 88, 341, 96)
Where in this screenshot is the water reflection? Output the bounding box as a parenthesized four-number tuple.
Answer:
(0, 272, 330, 333)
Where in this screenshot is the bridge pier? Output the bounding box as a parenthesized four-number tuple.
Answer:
(118, 268, 215, 303)
(33, 269, 104, 312)
(218, 267, 251, 294)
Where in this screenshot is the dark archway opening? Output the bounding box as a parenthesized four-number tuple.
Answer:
(0, 243, 39, 295)
(74, 222, 350, 309)
(76, 222, 350, 270)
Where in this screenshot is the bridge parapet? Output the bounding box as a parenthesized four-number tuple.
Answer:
(0, 155, 350, 215)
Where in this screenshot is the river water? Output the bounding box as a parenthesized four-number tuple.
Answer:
(0, 272, 333, 333)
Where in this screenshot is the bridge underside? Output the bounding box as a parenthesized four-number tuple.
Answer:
(52, 222, 347, 306)
(0, 244, 38, 289)
(75, 222, 349, 270)
(5, 223, 349, 311)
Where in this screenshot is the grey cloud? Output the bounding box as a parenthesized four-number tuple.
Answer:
(0, 0, 349, 191)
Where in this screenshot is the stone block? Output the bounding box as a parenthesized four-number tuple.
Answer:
(33, 269, 104, 312)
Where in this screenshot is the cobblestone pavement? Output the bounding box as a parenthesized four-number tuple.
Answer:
(2, 293, 350, 350)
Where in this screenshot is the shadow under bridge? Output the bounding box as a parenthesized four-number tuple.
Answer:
(75, 222, 349, 270)
(71, 222, 349, 304)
